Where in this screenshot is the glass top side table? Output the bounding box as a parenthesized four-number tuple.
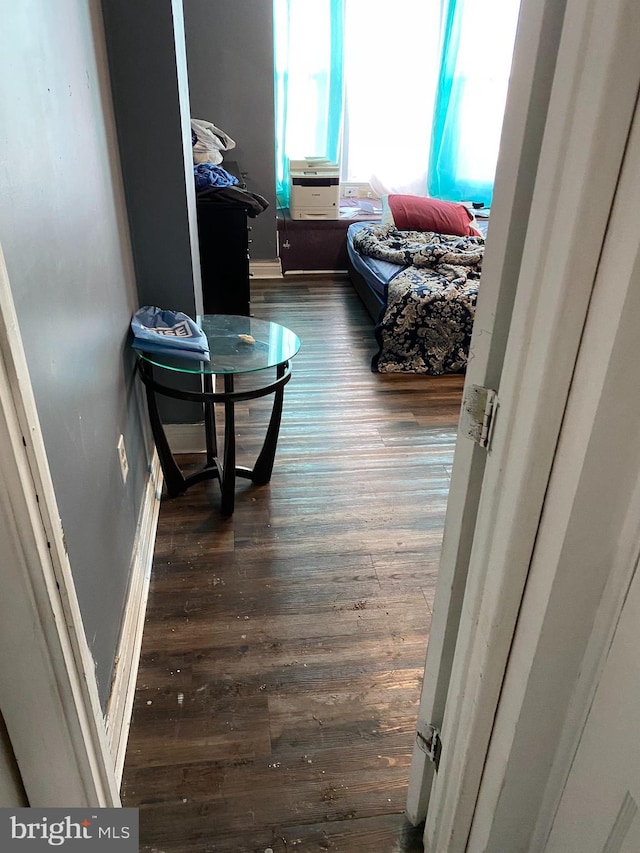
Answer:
(135, 315, 301, 515)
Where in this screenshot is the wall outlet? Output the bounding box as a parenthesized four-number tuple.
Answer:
(342, 184, 358, 197)
(117, 434, 129, 484)
(342, 182, 377, 199)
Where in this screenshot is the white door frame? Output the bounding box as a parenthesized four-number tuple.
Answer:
(470, 88, 640, 852)
(0, 245, 119, 806)
(421, 0, 640, 849)
(406, 0, 568, 822)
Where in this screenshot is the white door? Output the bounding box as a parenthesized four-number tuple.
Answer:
(409, 0, 640, 845)
(406, 0, 568, 823)
(545, 556, 640, 853)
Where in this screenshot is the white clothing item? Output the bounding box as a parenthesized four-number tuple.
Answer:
(191, 119, 236, 165)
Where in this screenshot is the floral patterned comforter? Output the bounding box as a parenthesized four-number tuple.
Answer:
(352, 224, 485, 374)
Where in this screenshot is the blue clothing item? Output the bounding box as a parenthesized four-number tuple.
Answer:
(131, 306, 210, 362)
(193, 163, 239, 193)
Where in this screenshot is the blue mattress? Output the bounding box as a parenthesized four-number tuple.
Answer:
(346, 221, 405, 302)
(347, 218, 488, 319)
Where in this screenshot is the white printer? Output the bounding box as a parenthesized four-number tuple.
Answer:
(289, 158, 340, 220)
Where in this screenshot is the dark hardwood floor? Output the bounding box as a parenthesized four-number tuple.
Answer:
(121, 276, 464, 853)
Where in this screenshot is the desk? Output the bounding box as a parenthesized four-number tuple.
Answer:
(197, 204, 251, 315)
(196, 162, 252, 315)
(135, 315, 300, 515)
(277, 205, 380, 273)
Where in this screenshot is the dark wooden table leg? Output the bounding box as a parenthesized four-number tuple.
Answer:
(138, 356, 292, 513)
(138, 361, 186, 497)
(203, 373, 217, 467)
(252, 362, 287, 485)
(220, 374, 236, 515)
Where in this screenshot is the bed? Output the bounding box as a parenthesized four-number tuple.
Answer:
(347, 196, 488, 375)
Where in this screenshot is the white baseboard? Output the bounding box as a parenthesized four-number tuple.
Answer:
(282, 268, 349, 275)
(250, 258, 282, 279)
(105, 449, 163, 785)
(165, 423, 206, 454)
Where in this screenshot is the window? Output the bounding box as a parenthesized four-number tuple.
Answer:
(274, 0, 520, 207)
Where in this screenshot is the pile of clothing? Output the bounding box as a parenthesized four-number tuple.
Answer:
(194, 162, 239, 193)
(191, 118, 268, 217)
(131, 306, 209, 363)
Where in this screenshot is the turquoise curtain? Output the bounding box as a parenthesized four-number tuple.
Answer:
(428, 0, 468, 201)
(428, 0, 520, 206)
(273, 0, 344, 208)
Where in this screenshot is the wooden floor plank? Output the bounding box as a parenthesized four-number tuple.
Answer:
(121, 276, 463, 852)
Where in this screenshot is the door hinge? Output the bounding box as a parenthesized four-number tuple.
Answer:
(416, 722, 442, 771)
(461, 384, 498, 450)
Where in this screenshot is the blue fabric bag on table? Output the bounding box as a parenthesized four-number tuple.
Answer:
(131, 306, 210, 362)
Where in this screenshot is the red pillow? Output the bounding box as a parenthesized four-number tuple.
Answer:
(386, 194, 482, 237)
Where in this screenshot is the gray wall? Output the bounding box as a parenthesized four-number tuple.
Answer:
(101, 0, 203, 424)
(101, 0, 202, 316)
(184, 0, 278, 260)
(0, 0, 152, 708)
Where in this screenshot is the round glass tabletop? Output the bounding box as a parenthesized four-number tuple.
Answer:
(134, 314, 301, 376)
